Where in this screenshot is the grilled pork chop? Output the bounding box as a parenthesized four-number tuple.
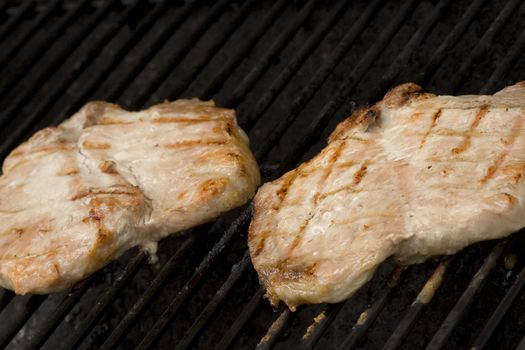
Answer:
(0, 100, 260, 294)
(249, 81, 525, 310)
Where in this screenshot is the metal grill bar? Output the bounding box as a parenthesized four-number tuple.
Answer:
(0, 0, 35, 43)
(338, 267, 406, 350)
(160, 0, 258, 101)
(26, 281, 91, 350)
(471, 263, 525, 349)
(369, 0, 452, 101)
(0, 0, 90, 98)
(278, 0, 418, 169)
(299, 303, 345, 350)
(0, 0, 119, 160)
(135, 210, 251, 350)
(96, 0, 197, 104)
(0, 295, 46, 349)
(382, 260, 451, 350)
(223, 0, 318, 107)
(60, 252, 146, 350)
(216, 288, 265, 350)
(51, 0, 173, 121)
(0, 0, 117, 128)
(122, 0, 231, 109)
(0, 290, 14, 314)
(174, 252, 252, 350)
(482, 25, 525, 94)
(517, 336, 525, 350)
(0, 0, 60, 68)
(255, 309, 291, 350)
(251, 0, 382, 159)
(418, 0, 489, 85)
(243, 0, 349, 130)
(100, 235, 197, 350)
(448, 0, 522, 92)
(198, 0, 288, 100)
(426, 240, 508, 350)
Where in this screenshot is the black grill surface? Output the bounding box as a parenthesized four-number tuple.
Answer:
(1, 1, 525, 349)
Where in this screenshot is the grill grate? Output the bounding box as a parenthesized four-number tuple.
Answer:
(1, 1, 525, 349)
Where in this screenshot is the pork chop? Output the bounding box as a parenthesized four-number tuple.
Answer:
(0, 99, 260, 294)
(249, 81, 525, 310)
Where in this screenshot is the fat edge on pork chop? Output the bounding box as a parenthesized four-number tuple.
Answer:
(0, 99, 260, 294)
(249, 81, 525, 310)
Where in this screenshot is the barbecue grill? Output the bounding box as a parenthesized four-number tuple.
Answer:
(1, 0, 525, 349)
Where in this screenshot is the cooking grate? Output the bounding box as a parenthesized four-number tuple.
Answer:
(1, 1, 525, 349)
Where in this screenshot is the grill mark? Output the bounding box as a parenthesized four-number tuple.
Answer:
(281, 141, 346, 264)
(419, 109, 442, 149)
(341, 136, 369, 143)
(82, 141, 111, 150)
(274, 172, 301, 210)
(162, 140, 225, 148)
(98, 116, 214, 125)
(252, 235, 267, 258)
(353, 161, 369, 185)
(152, 116, 212, 123)
(72, 188, 139, 201)
(451, 105, 489, 155)
(319, 186, 391, 201)
(481, 116, 524, 184)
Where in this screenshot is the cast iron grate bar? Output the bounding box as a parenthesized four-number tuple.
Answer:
(518, 337, 525, 350)
(99, 235, 198, 350)
(369, 0, 452, 101)
(122, 0, 232, 109)
(256, 309, 292, 350)
(0, 0, 130, 160)
(0, 0, 60, 68)
(26, 281, 92, 350)
(0, 295, 46, 349)
(243, 0, 350, 130)
(49, 0, 173, 122)
(174, 252, 252, 350)
(448, 0, 522, 93)
(0, 290, 14, 314)
(338, 267, 407, 350)
(157, 0, 258, 102)
(482, 24, 525, 94)
(222, 0, 318, 108)
(60, 252, 146, 350)
(135, 210, 252, 350)
(426, 240, 508, 350)
(382, 259, 451, 350)
(216, 287, 265, 350)
(471, 263, 525, 349)
(246, 0, 382, 137)
(0, 0, 91, 99)
(89, 0, 199, 106)
(299, 302, 345, 350)
(198, 0, 288, 100)
(277, 0, 418, 169)
(0, 0, 35, 43)
(417, 0, 489, 85)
